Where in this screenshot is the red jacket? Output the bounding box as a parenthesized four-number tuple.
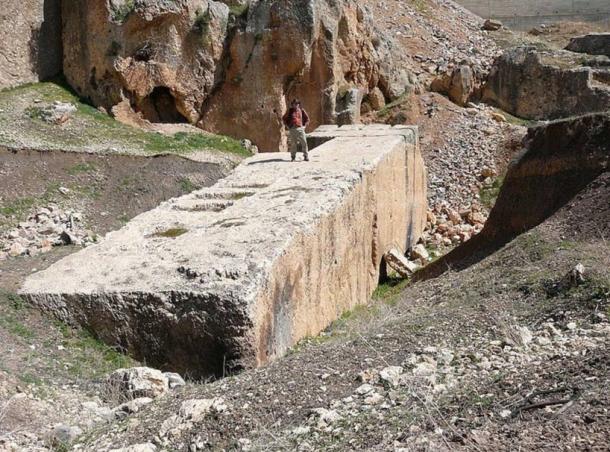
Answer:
(283, 106, 309, 128)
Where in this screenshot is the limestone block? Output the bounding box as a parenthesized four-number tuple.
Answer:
(21, 125, 427, 378)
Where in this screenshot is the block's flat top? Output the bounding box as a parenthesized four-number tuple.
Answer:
(21, 127, 413, 300)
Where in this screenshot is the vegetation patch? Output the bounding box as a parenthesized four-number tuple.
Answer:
(229, 4, 249, 19)
(68, 162, 97, 175)
(111, 0, 135, 23)
(479, 175, 504, 209)
(0, 81, 250, 158)
(178, 177, 200, 193)
(154, 227, 189, 238)
(377, 93, 409, 118)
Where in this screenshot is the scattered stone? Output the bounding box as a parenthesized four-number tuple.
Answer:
(499, 409, 512, 419)
(1, 206, 94, 259)
(355, 384, 375, 396)
(39, 102, 77, 124)
(311, 408, 342, 428)
(564, 263, 586, 287)
(179, 398, 227, 422)
(113, 397, 154, 418)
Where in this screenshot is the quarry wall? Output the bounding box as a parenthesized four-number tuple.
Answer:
(20, 125, 427, 378)
(456, 0, 610, 29)
(0, 0, 62, 89)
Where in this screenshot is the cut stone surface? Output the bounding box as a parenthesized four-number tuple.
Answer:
(20, 125, 427, 377)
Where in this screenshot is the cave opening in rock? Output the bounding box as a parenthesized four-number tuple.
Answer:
(139, 86, 188, 123)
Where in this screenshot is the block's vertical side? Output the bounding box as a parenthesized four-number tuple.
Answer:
(252, 137, 419, 365)
(405, 134, 428, 250)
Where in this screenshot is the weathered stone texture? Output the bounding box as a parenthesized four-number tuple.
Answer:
(0, 0, 62, 89)
(21, 125, 427, 377)
(482, 47, 610, 120)
(566, 33, 610, 58)
(61, 0, 411, 151)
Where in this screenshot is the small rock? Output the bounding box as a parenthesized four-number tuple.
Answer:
(179, 397, 227, 422)
(379, 366, 403, 388)
(410, 244, 429, 261)
(364, 392, 384, 405)
(50, 424, 83, 445)
(491, 112, 506, 122)
(482, 19, 502, 31)
(58, 186, 71, 195)
(109, 444, 157, 452)
(163, 372, 186, 389)
(311, 408, 342, 428)
(114, 397, 154, 418)
(8, 242, 26, 257)
(355, 383, 374, 396)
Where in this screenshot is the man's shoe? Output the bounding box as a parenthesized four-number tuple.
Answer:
(304, 156, 309, 161)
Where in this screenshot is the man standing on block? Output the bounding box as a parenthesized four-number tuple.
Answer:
(283, 99, 310, 162)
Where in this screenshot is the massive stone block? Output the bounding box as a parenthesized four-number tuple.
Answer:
(20, 125, 427, 377)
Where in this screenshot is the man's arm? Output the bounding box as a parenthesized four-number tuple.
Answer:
(282, 110, 290, 128)
(302, 109, 310, 127)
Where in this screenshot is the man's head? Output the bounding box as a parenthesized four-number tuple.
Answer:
(291, 99, 301, 108)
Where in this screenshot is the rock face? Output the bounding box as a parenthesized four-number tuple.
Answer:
(421, 113, 610, 279)
(478, 113, 610, 242)
(566, 33, 610, 58)
(482, 47, 610, 120)
(0, 0, 63, 89)
(61, 0, 408, 151)
(20, 125, 427, 377)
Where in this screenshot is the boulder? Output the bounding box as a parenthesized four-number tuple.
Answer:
(566, 33, 610, 58)
(482, 19, 502, 31)
(336, 88, 363, 125)
(106, 367, 169, 401)
(482, 46, 610, 120)
(431, 65, 477, 107)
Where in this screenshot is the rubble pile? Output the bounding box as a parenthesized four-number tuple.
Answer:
(0, 205, 96, 260)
